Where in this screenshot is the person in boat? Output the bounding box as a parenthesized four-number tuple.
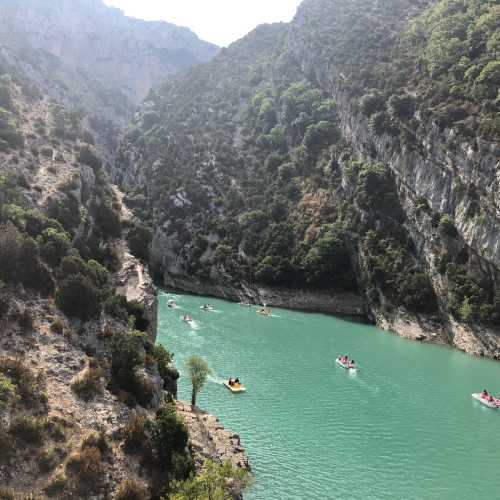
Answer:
(235, 378, 240, 385)
(482, 389, 489, 398)
(350, 360, 355, 367)
(228, 378, 234, 386)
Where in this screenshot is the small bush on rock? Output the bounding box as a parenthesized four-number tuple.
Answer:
(78, 145, 102, 171)
(115, 480, 148, 500)
(71, 365, 104, 400)
(9, 415, 45, 445)
(56, 274, 101, 320)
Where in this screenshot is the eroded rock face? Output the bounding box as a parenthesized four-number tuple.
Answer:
(176, 401, 250, 472)
(0, 0, 218, 151)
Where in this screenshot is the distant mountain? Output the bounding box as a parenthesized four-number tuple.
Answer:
(0, 0, 218, 150)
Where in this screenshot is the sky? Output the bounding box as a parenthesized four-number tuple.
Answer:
(103, 0, 303, 47)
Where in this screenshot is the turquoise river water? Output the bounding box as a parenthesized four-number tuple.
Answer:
(157, 292, 500, 500)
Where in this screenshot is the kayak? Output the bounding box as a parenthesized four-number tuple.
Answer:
(471, 393, 500, 409)
(223, 381, 246, 393)
(336, 358, 356, 370)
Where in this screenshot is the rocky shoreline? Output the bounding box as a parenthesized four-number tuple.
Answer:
(163, 273, 366, 317)
(176, 401, 250, 472)
(162, 273, 500, 360)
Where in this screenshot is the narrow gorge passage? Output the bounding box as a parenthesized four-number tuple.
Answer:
(159, 292, 500, 500)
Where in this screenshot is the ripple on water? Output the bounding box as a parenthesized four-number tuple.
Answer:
(158, 292, 500, 500)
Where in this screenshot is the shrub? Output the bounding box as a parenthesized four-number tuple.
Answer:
(51, 319, 64, 334)
(0, 357, 45, 406)
(81, 430, 108, 454)
(123, 414, 148, 451)
(57, 256, 111, 300)
(38, 228, 71, 267)
(0, 295, 9, 320)
(127, 223, 152, 261)
(459, 296, 473, 323)
(95, 203, 121, 238)
(9, 415, 45, 445)
(44, 472, 67, 496)
(360, 91, 386, 116)
(0, 488, 15, 500)
(104, 294, 129, 322)
(151, 403, 189, 468)
(115, 480, 148, 500)
(17, 307, 34, 331)
(78, 145, 102, 171)
(37, 446, 60, 472)
(0, 82, 13, 110)
(56, 274, 101, 320)
(71, 365, 104, 400)
(388, 93, 416, 120)
(152, 344, 177, 387)
(126, 300, 149, 332)
(47, 192, 81, 231)
(0, 374, 15, 408)
(439, 215, 458, 237)
(0, 109, 24, 148)
(67, 446, 103, 486)
(168, 460, 250, 499)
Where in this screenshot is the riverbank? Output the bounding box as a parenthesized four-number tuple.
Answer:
(162, 273, 366, 317)
(160, 273, 500, 360)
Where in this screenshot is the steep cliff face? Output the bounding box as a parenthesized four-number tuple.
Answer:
(0, 0, 218, 151)
(0, 74, 187, 497)
(115, 0, 499, 357)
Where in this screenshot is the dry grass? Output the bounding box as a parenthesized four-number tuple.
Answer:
(50, 318, 64, 334)
(114, 479, 148, 500)
(71, 365, 103, 400)
(122, 414, 148, 451)
(9, 415, 45, 445)
(0, 357, 46, 406)
(0, 488, 15, 500)
(44, 472, 67, 497)
(67, 446, 103, 486)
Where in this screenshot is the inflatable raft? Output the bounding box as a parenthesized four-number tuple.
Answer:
(336, 358, 356, 370)
(223, 381, 246, 393)
(471, 393, 500, 409)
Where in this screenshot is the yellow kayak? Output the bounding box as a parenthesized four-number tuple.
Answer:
(223, 381, 246, 393)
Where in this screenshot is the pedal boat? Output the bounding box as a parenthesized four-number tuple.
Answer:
(471, 393, 500, 409)
(336, 357, 356, 370)
(223, 381, 246, 393)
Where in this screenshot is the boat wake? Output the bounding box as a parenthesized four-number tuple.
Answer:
(208, 374, 226, 385)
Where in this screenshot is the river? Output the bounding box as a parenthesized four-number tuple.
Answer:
(157, 291, 500, 500)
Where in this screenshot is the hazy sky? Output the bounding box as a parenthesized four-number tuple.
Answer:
(103, 0, 302, 47)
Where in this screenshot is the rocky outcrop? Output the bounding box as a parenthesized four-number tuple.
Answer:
(176, 401, 250, 472)
(0, 0, 218, 152)
(116, 251, 158, 340)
